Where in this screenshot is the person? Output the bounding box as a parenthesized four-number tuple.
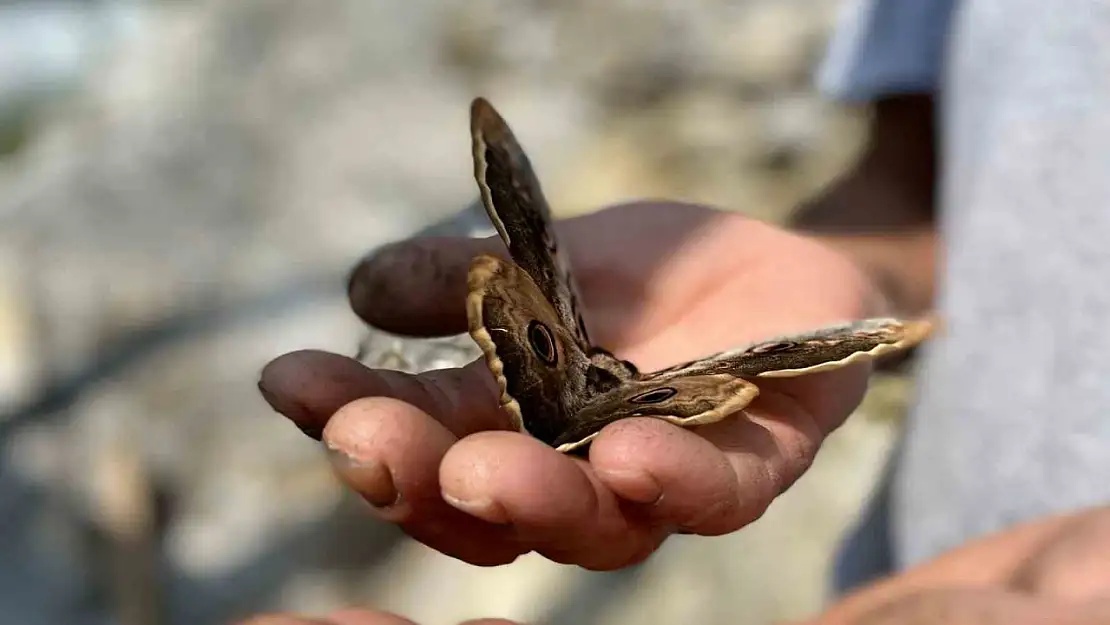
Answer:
(253, 0, 1110, 620)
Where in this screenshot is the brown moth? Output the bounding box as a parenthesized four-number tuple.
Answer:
(465, 97, 934, 454)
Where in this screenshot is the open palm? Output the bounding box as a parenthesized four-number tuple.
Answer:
(259, 201, 886, 569)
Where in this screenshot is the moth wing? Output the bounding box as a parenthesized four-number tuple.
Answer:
(469, 98, 592, 349)
(466, 254, 597, 444)
(551, 317, 935, 453)
(645, 317, 936, 380)
(553, 373, 760, 453)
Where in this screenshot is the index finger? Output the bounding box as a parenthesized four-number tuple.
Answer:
(258, 350, 512, 440)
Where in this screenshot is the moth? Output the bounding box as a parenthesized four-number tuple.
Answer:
(465, 97, 934, 454)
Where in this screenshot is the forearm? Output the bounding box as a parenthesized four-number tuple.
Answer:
(788, 96, 939, 315)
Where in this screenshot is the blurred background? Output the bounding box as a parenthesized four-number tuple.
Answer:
(0, 1, 916, 623)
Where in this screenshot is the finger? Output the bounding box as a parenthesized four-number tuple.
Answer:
(756, 364, 873, 437)
(234, 615, 333, 625)
(258, 350, 511, 440)
(438, 431, 665, 570)
(348, 236, 506, 336)
(324, 397, 525, 567)
(711, 366, 871, 500)
(325, 609, 420, 625)
(588, 368, 866, 536)
(335, 618, 519, 625)
(1014, 507, 1110, 600)
(588, 418, 766, 536)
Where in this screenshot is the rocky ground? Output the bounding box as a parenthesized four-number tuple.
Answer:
(0, 1, 913, 624)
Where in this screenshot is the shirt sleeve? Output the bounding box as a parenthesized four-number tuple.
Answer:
(816, 0, 958, 102)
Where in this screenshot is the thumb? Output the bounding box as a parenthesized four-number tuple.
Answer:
(348, 236, 506, 337)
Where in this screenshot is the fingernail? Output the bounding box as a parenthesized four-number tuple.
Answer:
(297, 424, 325, 441)
(326, 447, 399, 508)
(683, 499, 729, 532)
(599, 468, 663, 505)
(442, 492, 511, 524)
(257, 380, 323, 441)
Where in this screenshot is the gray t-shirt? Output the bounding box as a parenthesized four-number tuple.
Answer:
(820, 0, 1110, 578)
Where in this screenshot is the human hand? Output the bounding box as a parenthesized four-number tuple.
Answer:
(799, 507, 1110, 625)
(237, 509, 1110, 625)
(236, 609, 516, 625)
(258, 200, 888, 569)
